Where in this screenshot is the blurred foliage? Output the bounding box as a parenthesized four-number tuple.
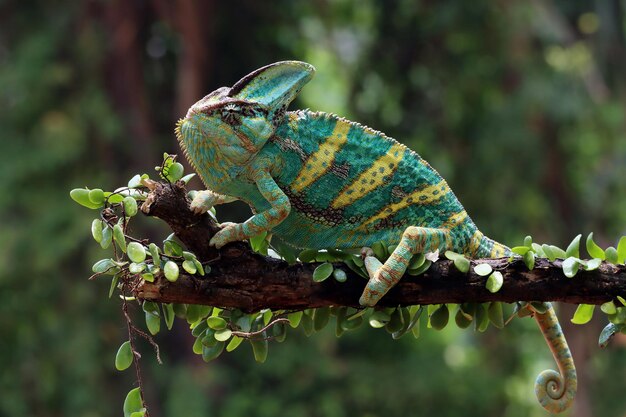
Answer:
(1, 0, 625, 416)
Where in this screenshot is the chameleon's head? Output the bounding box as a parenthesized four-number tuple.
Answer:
(176, 61, 315, 177)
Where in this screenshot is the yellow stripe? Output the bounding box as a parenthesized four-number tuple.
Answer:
(442, 210, 468, 229)
(331, 143, 405, 209)
(468, 230, 484, 256)
(490, 242, 507, 257)
(359, 180, 450, 228)
(291, 121, 351, 192)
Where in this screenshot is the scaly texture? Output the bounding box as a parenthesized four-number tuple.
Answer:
(176, 61, 576, 413)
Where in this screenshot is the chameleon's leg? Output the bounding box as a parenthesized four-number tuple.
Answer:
(190, 190, 237, 214)
(359, 226, 450, 306)
(531, 302, 577, 414)
(210, 171, 290, 248)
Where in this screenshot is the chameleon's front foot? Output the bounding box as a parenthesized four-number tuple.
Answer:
(190, 190, 217, 214)
(209, 222, 246, 248)
(531, 302, 577, 414)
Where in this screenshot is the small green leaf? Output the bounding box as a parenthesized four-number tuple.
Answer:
(181, 173, 196, 184)
(249, 232, 268, 254)
(605, 246, 618, 264)
(586, 233, 606, 260)
(408, 253, 425, 270)
(202, 341, 225, 362)
(226, 335, 243, 352)
(618, 296, 626, 307)
(372, 242, 388, 260)
(445, 251, 469, 273)
(214, 328, 232, 342)
(455, 306, 472, 329)
(312, 262, 334, 282)
(250, 336, 268, 363)
(127, 242, 146, 263)
(522, 251, 535, 270)
(288, 311, 303, 328)
(123, 196, 138, 217)
(313, 307, 331, 330)
(474, 263, 492, 276)
(109, 274, 120, 298)
(571, 304, 595, 324)
(128, 262, 145, 274)
(113, 224, 126, 253)
(115, 341, 133, 371)
(486, 271, 503, 293)
(163, 236, 183, 257)
(163, 303, 175, 330)
(298, 249, 318, 263)
(332, 268, 347, 282)
(70, 188, 103, 209)
(511, 246, 531, 255)
(601, 301, 617, 315)
(100, 225, 113, 249)
(531, 243, 544, 257)
(582, 258, 601, 271)
(599, 323, 623, 348)
(547, 245, 567, 259)
(91, 219, 103, 243)
(407, 260, 431, 276)
(149, 243, 161, 264)
(369, 310, 391, 328)
(182, 260, 197, 274)
(165, 162, 185, 182)
(474, 303, 489, 332)
(488, 302, 504, 329)
(562, 257, 581, 278)
(541, 244, 556, 261)
(565, 234, 582, 259)
(385, 308, 404, 334)
(207, 316, 227, 330)
(164, 261, 179, 282)
(107, 193, 125, 204)
(617, 236, 626, 264)
(92, 258, 117, 274)
(523, 235, 533, 247)
(123, 387, 143, 417)
(429, 305, 449, 330)
(145, 312, 160, 335)
(88, 188, 105, 205)
(128, 174, 143, 188)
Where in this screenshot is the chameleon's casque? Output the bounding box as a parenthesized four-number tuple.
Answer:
(176, 61, 576, 414)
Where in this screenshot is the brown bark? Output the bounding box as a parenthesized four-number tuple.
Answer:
(136, 181, 626, 313)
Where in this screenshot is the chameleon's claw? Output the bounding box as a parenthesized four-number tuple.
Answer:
(190, 190, 217, 214)
(360, 257, 395, 306)
(360, 247, 374, 258)
(209, 222, 244, 248)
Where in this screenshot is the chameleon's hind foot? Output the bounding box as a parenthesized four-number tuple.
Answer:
(359, 251, 403, 306)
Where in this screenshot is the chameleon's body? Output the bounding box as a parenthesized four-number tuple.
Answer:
(176, 61, 576, 413)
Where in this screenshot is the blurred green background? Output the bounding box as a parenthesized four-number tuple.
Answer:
(1, 1, 625, 416)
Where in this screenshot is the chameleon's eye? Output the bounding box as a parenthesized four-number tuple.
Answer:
(220, 104, 242, 126)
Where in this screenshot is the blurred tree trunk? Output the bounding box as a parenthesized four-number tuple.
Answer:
(103, 0, 158, 168)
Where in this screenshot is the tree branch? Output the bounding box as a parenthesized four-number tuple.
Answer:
(137, 181, 626, 313)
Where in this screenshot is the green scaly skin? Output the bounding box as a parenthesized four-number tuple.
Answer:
(176, 61, 576, 413)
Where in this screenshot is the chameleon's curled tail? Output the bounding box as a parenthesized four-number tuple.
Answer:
(531, 302, 577, 414)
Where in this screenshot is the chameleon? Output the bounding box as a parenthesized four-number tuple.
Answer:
(175, 61, 577, 413)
